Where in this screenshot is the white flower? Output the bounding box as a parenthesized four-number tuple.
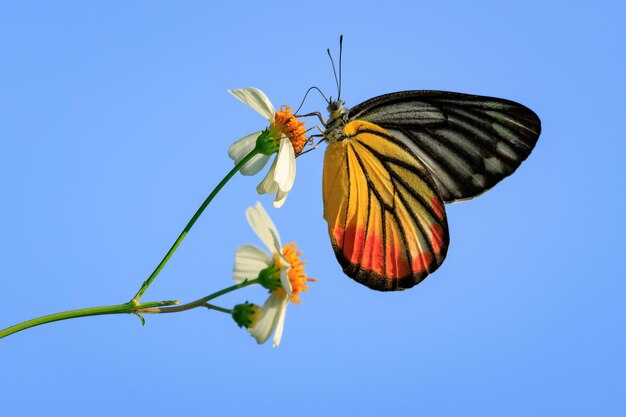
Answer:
(232, 202, 313, 347)
(228, 87, 305, 208)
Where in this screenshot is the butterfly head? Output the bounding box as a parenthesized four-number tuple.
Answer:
(327, 98, 346, 118)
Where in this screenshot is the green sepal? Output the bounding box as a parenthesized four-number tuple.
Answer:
(258, 264, 282, 291)
(255, 129, 280, 155)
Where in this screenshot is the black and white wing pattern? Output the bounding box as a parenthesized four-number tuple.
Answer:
(348, 91, 542, 202)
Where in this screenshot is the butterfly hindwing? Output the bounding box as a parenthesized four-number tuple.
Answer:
(323, 120, 449, 291)
(348, 91, 542, 202)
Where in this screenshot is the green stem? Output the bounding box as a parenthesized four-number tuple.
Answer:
(131, 149, 260, 303)
(204, 304, 233, 314)
(136, 278, 260, 314)
(0, 300, 178, 339)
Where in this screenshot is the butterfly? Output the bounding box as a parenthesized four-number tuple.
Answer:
(317, 39, 541, 291)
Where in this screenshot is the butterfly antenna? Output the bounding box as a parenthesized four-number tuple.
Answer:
(294, 86, 329, 115)
(327, 46, 340, 100)
(338, 35, 343, 100)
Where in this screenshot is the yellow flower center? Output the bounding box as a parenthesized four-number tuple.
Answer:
(270, 106, 307, 154)
(277, 242, 315, 304)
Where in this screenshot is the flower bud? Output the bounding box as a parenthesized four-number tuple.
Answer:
(232, 302, 260, 329)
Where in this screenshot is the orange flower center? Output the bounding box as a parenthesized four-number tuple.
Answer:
(271, 106, 307, 154)
(280, 242, 316, 304)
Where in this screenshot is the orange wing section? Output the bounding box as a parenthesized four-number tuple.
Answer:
(323, 120, 449, 291)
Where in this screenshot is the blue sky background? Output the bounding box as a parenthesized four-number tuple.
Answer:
(1, 1, 624, 416)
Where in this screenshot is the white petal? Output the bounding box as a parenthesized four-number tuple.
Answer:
(228, 88, 275, 122)
(228, 131, 271, 176)
(228, 131, 258, 163)
(248, 292, 287, 345)
(280, 267, 293, 296)
(272, 188, 289, 208)
(272, 298, 289, 348)
(233, 244, 272, 283)
(256, 157, 279, 194)
(240, 154, 270, 176)
(274, 137, 296, 192)
(246, 202, 282, 255)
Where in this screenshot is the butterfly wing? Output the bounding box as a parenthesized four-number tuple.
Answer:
(323, 120, 449, 291)
(348, 91, 541, 202)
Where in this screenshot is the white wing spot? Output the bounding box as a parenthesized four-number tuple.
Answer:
(471, 174, 486, 187)
(496, 141, 518, 160)
(485, 156, 505, 174)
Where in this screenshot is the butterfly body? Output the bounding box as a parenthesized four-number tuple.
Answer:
(324, 99, 349, 143)
(322, 90, 541, 291)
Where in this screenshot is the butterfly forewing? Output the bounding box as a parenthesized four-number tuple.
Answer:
(323, 120, 449, 291)
(348, 91, 541, 202)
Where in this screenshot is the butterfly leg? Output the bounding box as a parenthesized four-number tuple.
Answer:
(296, 134, 326, 157)
(295, 111, 327, 127)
